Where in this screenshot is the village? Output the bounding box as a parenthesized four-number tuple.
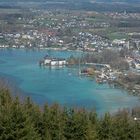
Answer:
(0, 10, 140, 52)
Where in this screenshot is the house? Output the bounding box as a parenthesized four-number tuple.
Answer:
(135, 63, 140, 70)
(43, 56, 67, 66)
(132, 59, 140, 70)
(50, 58, 67, 66)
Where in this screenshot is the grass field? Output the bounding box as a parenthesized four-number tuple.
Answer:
(0, 8, 21, 14)
(107, 32, 129, 40)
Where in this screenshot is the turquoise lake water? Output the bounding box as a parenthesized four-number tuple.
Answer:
(0, 48, 140, 115)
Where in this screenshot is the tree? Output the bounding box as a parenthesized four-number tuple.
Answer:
(0, 89, 13, 140)
(97, 113, 113, 140)
(64, 109, 89, 140)
(43, 104, 64, 140)
(112, 110, 134, 140)
(24, 97, 43, 137)
(87, 111, 98, 140)
(0, 92, 41, 140)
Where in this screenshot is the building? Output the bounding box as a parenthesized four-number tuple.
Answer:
(135, 63, 140, 70)
(43, 56, 67, 66)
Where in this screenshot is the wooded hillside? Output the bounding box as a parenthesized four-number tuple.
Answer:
(0, 88, 140, 140)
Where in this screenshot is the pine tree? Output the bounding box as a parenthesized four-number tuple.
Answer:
(24, 97, 43, 136)
(0, 95, 41, 140)
(86, 111, 98, 140)
(112, 111, 134, 140)
(43, 103, 63, 140)
(0, 89, 14, 140)
(97, 113, 113, 140)
(64, 109, 88, 140)
(0, 89, 12, 107)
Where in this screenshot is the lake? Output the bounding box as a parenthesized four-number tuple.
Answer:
(0, 48, 140, 115)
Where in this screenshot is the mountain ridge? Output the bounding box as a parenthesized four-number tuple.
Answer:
(0, 0, 140, 3)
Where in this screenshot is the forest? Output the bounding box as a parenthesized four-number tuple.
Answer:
(0, 88, 140, 140)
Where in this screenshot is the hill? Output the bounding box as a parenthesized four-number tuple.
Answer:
(0, 0, 140, 13)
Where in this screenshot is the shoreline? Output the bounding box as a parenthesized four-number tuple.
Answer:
(114, 79, 140, 97)
(0, 47, 140, 100)
(0, 46, 84, 53)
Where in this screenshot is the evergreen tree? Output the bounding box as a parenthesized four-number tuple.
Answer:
(0, 93, 41, 140)
(112, 111, 134, 140)
(24, 97, 43, 136)
(0, 89, 13, 140)
(87, 111, 98, 140)
(64, 109, 88, 140)
(43, 103, 63, 140)
(0, 89, 12, 107)
(97, 113, 113, 140)
(10, 97, 41, 140)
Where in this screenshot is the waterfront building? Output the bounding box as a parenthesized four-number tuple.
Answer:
(43, 57, 67, 66)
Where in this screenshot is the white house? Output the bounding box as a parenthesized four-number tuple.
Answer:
(43, 57, 67, 66)
(44, 58, 51, 65)
(135, 63, 140, 70)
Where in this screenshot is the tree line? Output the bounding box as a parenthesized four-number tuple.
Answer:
(0, 88, 140, 140)
(67, 49, 129, 71)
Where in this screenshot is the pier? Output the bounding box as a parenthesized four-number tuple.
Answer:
(85, 63, 110, 68)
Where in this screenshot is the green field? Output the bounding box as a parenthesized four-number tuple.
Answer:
(0, 8, 21, 14)
(107, 32, 129, 40)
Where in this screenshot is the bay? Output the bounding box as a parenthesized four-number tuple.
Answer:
(0, 48, 140, 115)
